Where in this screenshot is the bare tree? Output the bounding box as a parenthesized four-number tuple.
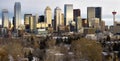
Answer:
(71, 38, 103, 61)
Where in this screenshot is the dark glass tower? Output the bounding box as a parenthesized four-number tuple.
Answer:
(95, 7, 102, 21)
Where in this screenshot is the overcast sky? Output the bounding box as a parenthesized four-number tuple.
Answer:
(0, 0, 120, 25)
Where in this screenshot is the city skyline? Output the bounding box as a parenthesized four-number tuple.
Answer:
(0, 0, 120, 25)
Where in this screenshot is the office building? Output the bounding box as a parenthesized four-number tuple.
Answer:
(76, 16, 82, 32)
(87, 7, 102, 27)
(39, 15, 44, 23)
(33, 15, 38, 31)
(64, 4, 73, 26)
(2, 9, 9, 28)
(14, 2, 21, 30)
(101, 20, 105, 32)
(45, 6, 52, 27)
(24, 14, 32, 25)
(61, 13, 64, 26)
(54, 7, 62, 31)
(24, 14, 32, 30)
(87, 7, 95, 27)
(73, 9, 81, 21)
(91, 18, 100, 29)
(95, 7, 102, 21)
(73, 9, 81, 32)
(36, 23, 48, 29)
(29, 16, 34, 32)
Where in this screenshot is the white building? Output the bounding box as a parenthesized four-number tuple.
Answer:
(2, 9, 9, 28)
(54, 7, 62, 31)
(64, 4, 73, 26)
(45, 6, 52, 27)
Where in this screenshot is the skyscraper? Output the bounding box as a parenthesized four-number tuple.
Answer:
(64, 4, 73, 26)
(33, 14, 38, 30)
(54, 7, 62, 31)
(73, 9, 81, 21)
(2, 9, 9, 28)
(76, 16, 82, 32)
(29, 16, 34, 32)
(24, 14, 32, 30)
(39, 15, 44, 23)
(61, 13, 64, 26)
(14, 2, 21, 30)
(24, 14, 32, 25)
(45, 6, 52, 27)
(87, 7, 95, 27)
(87, 7, 102, 27)
(95, 7, 102, 22)
(73, 9, 81, 32)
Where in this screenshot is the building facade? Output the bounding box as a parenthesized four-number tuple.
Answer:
(95, 7, 102, 22)
(45, 6, 52, 27)
(73, 9, 81, 32)
(64, 4, 73, 26)
(54, 7, 62, 31)
(87, 7, 102, 27)
(29, 16, 34, 32)
(73, 9, 81, 21)
(87, 7, 95, 27)
(14, 2, 21, 30)
(76, 16, 82, 32)
(2, 9, 9, 28)
(24, 14, 32, 25)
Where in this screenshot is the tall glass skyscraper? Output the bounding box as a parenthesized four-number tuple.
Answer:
(64, 4, 73, 26)
(14, 2, 21, 30)
(2, 9, 9, 28)
(95, 7, 102, 22)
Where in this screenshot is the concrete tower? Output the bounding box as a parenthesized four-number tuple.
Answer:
(112, 11, 117, 26)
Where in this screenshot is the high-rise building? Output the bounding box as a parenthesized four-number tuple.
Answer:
(24, 14, 32, 30)
(24, 14, 32, 25)
(45, 6, 52, 27)
(14, 2, 21, 30)
(95, 7, 102, 21)
(33, 15, 38, 30)
(39, 15, 44, 23)
(29, 16, 34, 32)
(87, 7, 95, 27)
(2, 9, 9, 28)
(54, 7, 62, 31)
(76, 16, 82, 32)
(61, 13, 64, 26)
(73, 9, 81, 21)
(64, 4, 73, 26)
(91, 18, 100, 29)
(73, 9, 81, 32)
(87, 7, 102, 27)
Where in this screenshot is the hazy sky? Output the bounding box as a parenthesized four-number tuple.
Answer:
(0, 0, 120, 25)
